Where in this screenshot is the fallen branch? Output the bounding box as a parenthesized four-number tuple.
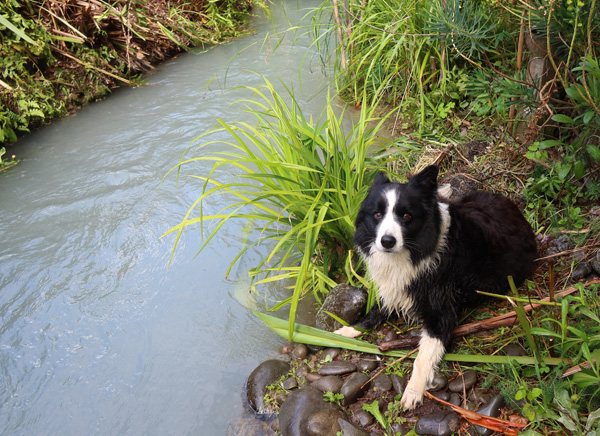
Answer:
(425, 391, 528, 436)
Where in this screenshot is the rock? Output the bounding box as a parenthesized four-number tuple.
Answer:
(449, 393, 461, 406)
(503, 343, 527, 357)
(311, 376, 344, 394)
(390, 422, 412, 436)
(372, 374, 392, 392)
(338, 418, 371, 436)
(296, 363, 311, 381)
(356, 359, 378, 372)
(245, 359, 290, 417)
(428, 372, 448, 391)
(448, 370, 477, 393)
(315, 284, 368, 331)
(355, 409, 374, 427)
(318, 361, 356, 376)
(391, 374, 407, 395)
(321, 348, 340, 361)
(591, 250, 600, 275)
(278, 386, 342, 436)
(572, 261, 592, 281)
(283, 377, 298, 390)
(306, 373, 323, 383)
(340, 372, 370, 406)
(293, 344, 309, 359)
(226, 414, 277, 436)
(547, 235, 572, 256)
(470, 395, 505, 436)
(384, 330, 398, 341)
(306, 409, 345, 436)
(430, 391, 451, 402)
(469, 388, 492, 406)
(415, 411, 460, 436)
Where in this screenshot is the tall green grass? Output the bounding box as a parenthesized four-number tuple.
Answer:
(164, 77, 391, 338)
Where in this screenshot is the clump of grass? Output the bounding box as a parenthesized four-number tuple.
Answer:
(164, 76, 391, 338)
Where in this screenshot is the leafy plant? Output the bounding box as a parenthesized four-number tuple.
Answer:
(165, 77, 391, 338)
(323, 391, 344, 405)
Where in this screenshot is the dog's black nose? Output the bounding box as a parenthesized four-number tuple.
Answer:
(380, 235, 396, 249)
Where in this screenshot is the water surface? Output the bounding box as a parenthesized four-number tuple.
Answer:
(0, 1, 331, 434)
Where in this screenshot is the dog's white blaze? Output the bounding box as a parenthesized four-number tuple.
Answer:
(367, 202, 451, 319)
(401, 331, 446, 409)
(375, 189, 403, 252)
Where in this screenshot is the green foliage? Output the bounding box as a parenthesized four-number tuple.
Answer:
(363, 400, 390, 434)
(323, 391, 344, 405)
(165, 78, 390, 336)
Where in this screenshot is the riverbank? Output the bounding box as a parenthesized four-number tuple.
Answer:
(0, 0, 267, 151)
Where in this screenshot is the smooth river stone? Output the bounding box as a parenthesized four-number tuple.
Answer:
(311, 375, 344, 394)
(339, 372, 370, 406)
(415, 411, 460, 436)
(448, 369, 477, 393)
(278, 386, 342, 436)
(245, 359, 290, 416)
(318, 360, 356, 376)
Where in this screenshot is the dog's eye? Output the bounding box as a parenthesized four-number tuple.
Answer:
(402, 213, 411, 221)
(374, 212, 383, 219)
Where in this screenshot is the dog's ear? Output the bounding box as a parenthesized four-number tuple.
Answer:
(370, 171, 390, 188)
(409, 165, 438, 193)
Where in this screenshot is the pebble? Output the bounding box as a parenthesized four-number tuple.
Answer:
(372, 374, 392, 392)
(415, 411, 460, 436)
(572, 261, 592, 281)
(340, 372, 370, 406)
(306, 373, 323, 383)
(428, 371, 448, 391)
(356, 359, 378, 372)
(469, 388, 492, 406)
(283, 377, 298, 390)
(503, 343, 527, 356)
(245, 359, 290, 417)
(391, 374, 407, 395)
(449, 393, 461, 406)
(470, 394, 505, 436)
(306, 409, 345, 436)
(321, 348, 340, 361)
(430, 391, 450, 402)
(293, 344, 309, 359)
(338, 419, 371, 436)
(355, 409, 374, 427)
(318, 361, 356, 376)
(384, 330, 398, 341)
(311, 376, 344, 394)
(448, 370, 477, 393)
(591, 250, 600, 275)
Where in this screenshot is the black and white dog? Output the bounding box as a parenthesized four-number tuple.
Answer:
(336, 165, 537, 409)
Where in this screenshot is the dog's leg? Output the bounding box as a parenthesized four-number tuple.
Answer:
(400, 330, 446, 409)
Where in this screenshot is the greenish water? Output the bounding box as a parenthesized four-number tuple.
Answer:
(0, 1, 334, 434)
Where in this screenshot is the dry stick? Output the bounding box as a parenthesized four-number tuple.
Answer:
(379, 280, 600, 352)
(508, 8, 527, 133)
(50, 46, 132, 86)
(332, 0, 348, 71)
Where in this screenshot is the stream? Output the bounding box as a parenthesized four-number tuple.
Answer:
(0, 1, 333, 434)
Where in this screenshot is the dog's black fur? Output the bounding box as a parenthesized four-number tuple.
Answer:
(353, 165, 537, 346)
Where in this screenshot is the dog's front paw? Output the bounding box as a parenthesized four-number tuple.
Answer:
(400, 385, 424, 410)
(333, 326, 362, 338)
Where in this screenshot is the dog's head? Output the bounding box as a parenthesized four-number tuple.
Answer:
(354, 165, 442, 262)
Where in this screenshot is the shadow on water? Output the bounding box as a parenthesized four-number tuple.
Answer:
(0, 1, 340, 434)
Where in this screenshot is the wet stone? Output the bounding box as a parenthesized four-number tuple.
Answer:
(591, 249, 600, 275)
(448, 370, 477, 393)
(338, 418, 371, 436)
(469, 388, 492, 406)
(321, 348, 340, 361)
(428, 372, 448, 391)
(340, 372, 370, 406)
(430, 391, 451, 402)
(306, 373, 322, 383)
(572, 261, 592, 281)
(503, 343, 527, 357)
(283, 377, 298, 390)
(292, 344, 309, 359)
(356, 359, 378, 372)
(384, 330, 398, 341)
(355, 409, 374, 427)
(415, 411, 460, 436)
(471, 394, 505, 436)
(315, 284, 368, 331)
(311, 376, 344, 394)
(306, 409, 345, 436)
(449, 393, 461, 406)
(372, 374, 392, 392)
(296, 363, 310, 381)
(245, 359, 290, 417)
(318, 361, 356, 376)
(278, 386, 342, 436)
(391, 374, 407, 396)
